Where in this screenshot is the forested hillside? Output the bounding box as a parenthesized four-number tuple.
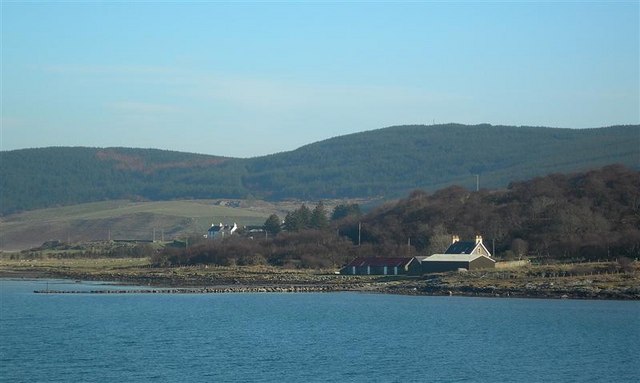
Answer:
(1, 147, 245, 214)
(337, 164, 640, 260)
(244, 124, 639, 198)
(157, 165, 640, 268)
(1, 124, 638, 214)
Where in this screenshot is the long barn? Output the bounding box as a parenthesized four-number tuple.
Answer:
(421, 253, 495, 273)
(341, 257, 421, 276)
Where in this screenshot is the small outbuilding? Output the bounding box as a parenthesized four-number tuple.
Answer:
(341, 257, 421, 276)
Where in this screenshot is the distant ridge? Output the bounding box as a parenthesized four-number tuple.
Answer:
(1, 123, 638, 214)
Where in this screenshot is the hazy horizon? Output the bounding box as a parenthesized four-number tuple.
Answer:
(2, 1, 638, 157)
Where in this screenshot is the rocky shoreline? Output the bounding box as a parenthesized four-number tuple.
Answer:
(15, 271, 640, 301)
(3, 260, 639, 300)
(29, 282, 640, 300)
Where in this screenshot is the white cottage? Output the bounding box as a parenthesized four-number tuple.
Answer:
(207, 223, 238, 240)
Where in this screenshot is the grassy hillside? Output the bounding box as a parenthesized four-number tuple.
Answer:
(1, 124, 638, 214)
(0, 200, 280, 251)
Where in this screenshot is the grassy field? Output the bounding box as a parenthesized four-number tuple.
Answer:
(0, 257, 151, 269)
(0, 199, 284, 251)
(0, 198, 367, 252)
(3, 199, 278, 223)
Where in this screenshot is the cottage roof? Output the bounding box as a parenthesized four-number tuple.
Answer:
(208, 223, 237, 235)
(424, 254, 495, 263)
(445, 241, 477, 254)
(345, 257, 414, 268)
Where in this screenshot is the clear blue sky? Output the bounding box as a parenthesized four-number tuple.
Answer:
(2, 1, 638, 158)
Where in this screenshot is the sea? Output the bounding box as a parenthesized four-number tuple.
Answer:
(0, 279, 638, 383)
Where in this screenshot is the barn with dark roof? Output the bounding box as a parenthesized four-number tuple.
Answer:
(421, 235, 495, 273)
(422, 253, 495, 273)
(341, 257, 421, 276)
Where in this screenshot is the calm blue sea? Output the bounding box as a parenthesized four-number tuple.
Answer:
(1, 279, 639, 383)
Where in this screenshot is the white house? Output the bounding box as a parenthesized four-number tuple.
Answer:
(207, 223, 238, 240)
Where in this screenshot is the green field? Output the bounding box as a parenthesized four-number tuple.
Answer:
(5, 199, 276, 224)
(0, 198, 362, 251)
(0, 199, 286, 251)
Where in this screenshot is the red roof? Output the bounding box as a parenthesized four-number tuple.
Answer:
(345, 257, 413, 268)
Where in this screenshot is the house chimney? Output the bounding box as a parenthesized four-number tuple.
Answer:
(475, 235, 483, 245)
(452, 235, 460, 244)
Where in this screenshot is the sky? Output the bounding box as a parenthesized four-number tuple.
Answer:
(1, 1, 638, 158)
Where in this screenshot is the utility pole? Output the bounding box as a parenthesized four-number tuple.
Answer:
(358, 222, 361, 246)
(476, 175, 480, 192)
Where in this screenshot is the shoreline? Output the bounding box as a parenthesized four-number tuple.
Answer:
(3, 265, 638, 300)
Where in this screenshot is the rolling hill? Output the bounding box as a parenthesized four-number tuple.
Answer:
(1, 123, 638, 215)
(243, 124, 639, 198)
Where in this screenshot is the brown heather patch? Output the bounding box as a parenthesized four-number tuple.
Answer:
(95, 149, 228, 173)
